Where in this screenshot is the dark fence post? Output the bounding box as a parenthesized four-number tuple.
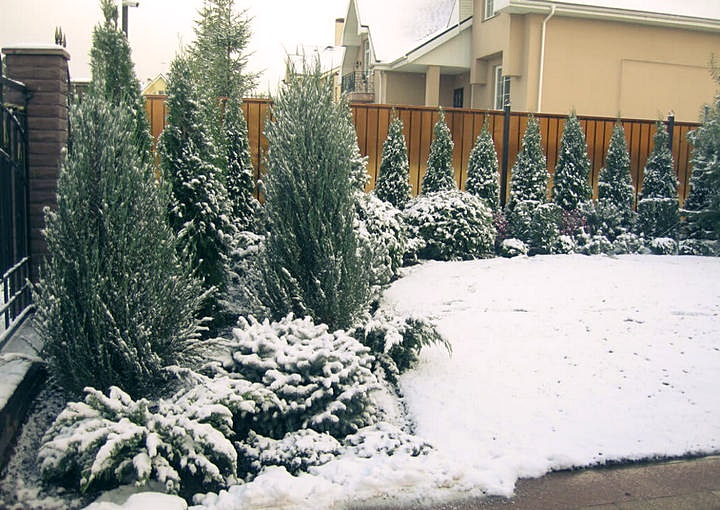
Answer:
(666, 112, 675, 151)
(500, 102, 511, 208)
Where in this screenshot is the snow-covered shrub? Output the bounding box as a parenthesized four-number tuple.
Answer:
(498, 238, 529, 258)
(217, 315, 380, 440)
(260, 60, 370, 330)
(238, 429, 341, 476)
(583, 200, 634, 242)
(465, 119, 500, 211)
(556, 235, 576, 254)
(344, 422, 431, 458)
(577, 234, 613, 255)
(529, 202, 563, 254)
(636, 122, 680, 239)
(597, 122, 636, 237)
(493, 210, 511, 251)
(560, 206, 588, 238)
(374, 112, 412, 209)
(403, 190, 495, 261)
(422, 110, 456, 194)
(552, 112, 592, 211)
(650, 237, 678, 255)
(357, 310, 451, 382)
(508, 115, 549, 207)
(38, 386, 237, 497)
(223, 230, 268, 321)
(355, 192, 408, 286)
(612, 233, 645, 254)
(506, 200, 537, 243)
(679, 239, 717, 256)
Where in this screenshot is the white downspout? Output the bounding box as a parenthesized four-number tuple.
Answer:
(537, 4, 556, 112)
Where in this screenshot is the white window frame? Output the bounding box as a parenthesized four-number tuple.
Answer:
(484, 0, 495, 20)
(493, 65, 504, 109)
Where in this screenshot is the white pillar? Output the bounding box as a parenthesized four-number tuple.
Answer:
(425, 65, 441, 107)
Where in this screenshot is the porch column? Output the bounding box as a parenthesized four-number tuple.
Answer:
(425, 65, 440, 107)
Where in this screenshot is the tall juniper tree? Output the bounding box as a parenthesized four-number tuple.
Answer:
(422, 110, 456, 194)
(595, 122, 636, 238)
(465, 118, 500, 211)
(684, 97, 720, 240)
(509, 115, 548, 206)
(158, 55, 236, 319)
(636, 121, 680, 238)
(261, 60, 370, 330)
(35, 94, 206, 399)
(374, 111, 412, 208)
(89, 0, 152, 160)
(552, 112, 592, 211)
(223, 95, 258, 231)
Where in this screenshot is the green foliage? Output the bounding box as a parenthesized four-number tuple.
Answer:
(528, 202, 563, 254)
(34, 95, 206, 399)
(260, 60, 370, 330)
(465, 119, 500, 210)
(38, 386, 237, 498)
(158, 55, 236, 319)
(374, 112, 412, 208)
(402, 190, 496, 261)
(508, 116, 548, 207)
(637, 122, 679, 238)
(599, 122, 635, 212)
(422, 110, 456, 194)
(552, 112, 592, 211)
(89, 0, 152, 160)
(223, 96, 259, 231)
(684, 97, 720, 240)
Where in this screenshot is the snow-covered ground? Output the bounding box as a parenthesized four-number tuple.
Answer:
(14, 255, 720, 510)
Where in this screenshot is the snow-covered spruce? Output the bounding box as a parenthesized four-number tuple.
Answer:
(402, 190, 495, 261)
(636, 121, 680, 239)
(216, 314, 381, 440)
(683, 97, 720, 241)
(465, 119, 500, 211)
(260, 60, 370, 331)
(508, 115, 549, 207)
(422, 110, 456, 194)
(355, 192, 408, 287)
(34, 94, 206, 399)
(38, 386, 237, 498)
(374, 112, 412, 208)
(552, 112, 592, 212)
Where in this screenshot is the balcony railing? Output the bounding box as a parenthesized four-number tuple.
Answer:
(341, 70, 374, 95)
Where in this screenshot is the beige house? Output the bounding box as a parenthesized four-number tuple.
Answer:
(339, 0, 720, 121)
(141, 74, 167, 96)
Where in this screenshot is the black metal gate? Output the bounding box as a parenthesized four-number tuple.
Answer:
(1, 76, 32, 346)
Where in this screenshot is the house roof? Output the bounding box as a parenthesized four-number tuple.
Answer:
(346, 0, 458, 63)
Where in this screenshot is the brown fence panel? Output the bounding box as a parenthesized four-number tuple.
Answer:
(145, 96, 699, 205)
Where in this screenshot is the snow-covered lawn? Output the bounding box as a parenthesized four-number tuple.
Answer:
(84, 255, 720, 509)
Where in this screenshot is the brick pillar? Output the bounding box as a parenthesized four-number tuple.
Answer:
(2, 46, 70, 280)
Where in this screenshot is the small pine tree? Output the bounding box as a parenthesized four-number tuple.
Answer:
(158, 55, 236, 318)
(223, 96, 258, 231)
(599, 122, 635, 212)
(35, 94, 206, 399)
(684, 97, 720, 240)
(552, 112, 592, 211)
(508, 115, 549, 206)
(261, 59, 370, 330)
(374, 112, 412, 208)
(636, 121, 680, 238)
(89, 0, 152, 160)
(422, 110, 456, 194)
(465, 118, 500, 210)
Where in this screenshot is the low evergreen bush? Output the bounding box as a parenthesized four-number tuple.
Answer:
(679, 239, 717, 256)
(649, 237, 678, 255)
(403, 190, 495, 261)
(612, 233, 645, 254)
(528, 202, 563, 255)
(498, 238, 529, 258)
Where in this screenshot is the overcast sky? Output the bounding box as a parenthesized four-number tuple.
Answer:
(0, 0, 347, 94)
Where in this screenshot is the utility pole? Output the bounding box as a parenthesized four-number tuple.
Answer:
(121, 0, 139, 37)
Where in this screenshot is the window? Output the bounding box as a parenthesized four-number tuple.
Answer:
(493, 65, 510, 109)
(484, 0, 495, 20)
(453, 87, 464, 108)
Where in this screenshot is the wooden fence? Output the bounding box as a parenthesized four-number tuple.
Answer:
(144, 96, 700, 204)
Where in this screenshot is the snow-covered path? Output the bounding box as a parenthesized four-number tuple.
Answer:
(388, 254, 720, 496)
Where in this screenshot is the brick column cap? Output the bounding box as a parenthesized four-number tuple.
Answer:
(2, 45, 70, 60)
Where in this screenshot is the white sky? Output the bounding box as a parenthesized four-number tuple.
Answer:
(0, 0, 347, 94)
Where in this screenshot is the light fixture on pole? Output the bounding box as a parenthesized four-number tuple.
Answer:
(121, 0, 139, 37)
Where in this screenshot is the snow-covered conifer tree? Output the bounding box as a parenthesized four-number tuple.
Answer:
(35, 95, 206, 398)
(374, 112, 412, 208)
(465, 118, 500, 210)
(508, 115, 548, 206)
(261, 59, 370, 330)
(89, 0, 152, 160)
(158, 55, 236, 319)
(684, 98, 720, 240)
(422, 110, 456, 193)
(223, 96, 258, 231)
(552, 112, 592, 211)
(636, 121, 680, 238)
